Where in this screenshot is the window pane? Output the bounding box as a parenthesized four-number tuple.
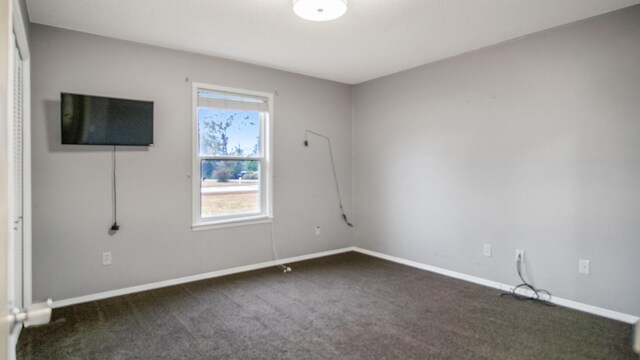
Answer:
(200, 160, 260, 217)
(198, 109, 261, 157)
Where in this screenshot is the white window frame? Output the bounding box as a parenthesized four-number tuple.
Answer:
(191, 83, 273, 230)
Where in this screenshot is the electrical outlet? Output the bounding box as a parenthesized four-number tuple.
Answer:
(483, 244, 492, 257)
(315, 226, 321, 236)
(579, 259, 590, 275)
(516, 249, 525, 263)
(102, 252, 112, 266)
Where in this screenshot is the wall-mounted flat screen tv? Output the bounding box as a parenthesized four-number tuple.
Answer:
(61, 93, 154, 146)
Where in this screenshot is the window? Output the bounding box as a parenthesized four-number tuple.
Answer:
(192, 83, 273, 229)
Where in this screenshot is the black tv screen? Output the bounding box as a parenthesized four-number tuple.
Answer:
(61, 93, 154, 146)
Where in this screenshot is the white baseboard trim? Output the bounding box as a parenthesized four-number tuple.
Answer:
(51, 245, 638, 324)
(351, 247, 639, 324)
(52, 247, 355, 309)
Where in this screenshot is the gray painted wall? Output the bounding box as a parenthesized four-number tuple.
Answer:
(31, 25, 354, 302)
(353, 5, 640, 316)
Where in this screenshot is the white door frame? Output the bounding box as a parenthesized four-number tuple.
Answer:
(6, 0, 30, 358)
(0, 0, 12, 358)
(12, 0, 31, 310)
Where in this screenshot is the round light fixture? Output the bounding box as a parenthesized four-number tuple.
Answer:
(293, 0, 347, 22)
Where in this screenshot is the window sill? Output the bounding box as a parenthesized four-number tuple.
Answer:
(192, 215, 273, 231)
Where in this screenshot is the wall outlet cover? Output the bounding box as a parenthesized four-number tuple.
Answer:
(102, 252, 112, 266)
(579, 259, 590, 275)
(483, 244, 492, 257)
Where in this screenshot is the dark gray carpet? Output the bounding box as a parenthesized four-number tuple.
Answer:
(17, 252, 636, 359)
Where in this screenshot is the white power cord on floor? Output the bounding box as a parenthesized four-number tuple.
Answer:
(270, 221, 292, 273)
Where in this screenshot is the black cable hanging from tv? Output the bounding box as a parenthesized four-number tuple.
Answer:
(110, 145, 120, 232)
(304, 130, 353, 227)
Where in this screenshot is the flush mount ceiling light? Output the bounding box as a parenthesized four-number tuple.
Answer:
(293, 0, 347, 22)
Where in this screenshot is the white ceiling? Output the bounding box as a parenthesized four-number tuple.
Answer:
(25, 0, 640, 84)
